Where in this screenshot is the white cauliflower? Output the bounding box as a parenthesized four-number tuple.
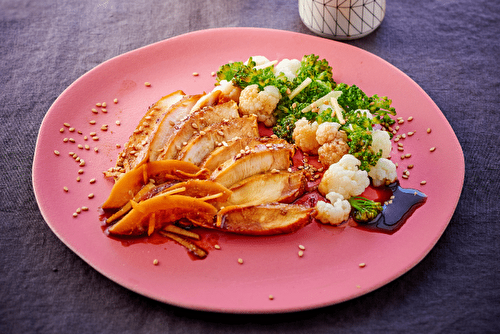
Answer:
(316, 122, 350, 166)
(274, 58, 301, 81)
(368, 158, 397, 187)
(315, 192, 351, 225)
(214, 80, 242, 103)
(370, 130, 392, 158)
(245, 56, 270, 67)
(318, 154, 370, 199)
(238, 84, 281, 127)
(316, 122, 341, 145)
(292, 117, 320, 154)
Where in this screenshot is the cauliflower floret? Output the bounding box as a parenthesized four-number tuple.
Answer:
(316, 122, 341, 145)
(214, 80, 242, 103)
(370, 130, 392, 158)
(368, 158, 397, 187)
(245, 56, 270, 67)
(292, 117, 320, 154)
(315, 192, 351, 225)
(316, 122, 349, 166)
(238, 84, 280, 127)
(318, 140, 350, 166)
(318, 154, 370, 199)
(274, 58, 301, 81)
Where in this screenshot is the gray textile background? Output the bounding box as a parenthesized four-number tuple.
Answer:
(1, 0, 499, 333)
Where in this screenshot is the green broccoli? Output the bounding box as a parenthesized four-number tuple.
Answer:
(348, 196, 383, 223)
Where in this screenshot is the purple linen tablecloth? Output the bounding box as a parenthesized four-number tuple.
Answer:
(1, 0, 499, 333)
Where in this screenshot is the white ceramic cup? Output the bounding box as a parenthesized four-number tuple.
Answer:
(298, 0, 386, 40)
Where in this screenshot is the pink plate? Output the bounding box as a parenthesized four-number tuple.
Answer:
(33, 28, 464, 313)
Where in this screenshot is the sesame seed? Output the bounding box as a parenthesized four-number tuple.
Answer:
(298, 250, 304, 257)
(89, 120, 96, 125)
(401, 134, 406, 139)
(114, 98, 118, 104)
(269, 295, 274, 300)
(359, 263, 366, 268)
(54, 150, 60, 156)
(63, 186, 69, 192)
(191, 123, 198, 129)
(408, 131, 415, 136)
(398, 119, 404, 124)
(398, 147, 404, 151)
(63, 123, 71, 127)
(211, 72, 216, 76)
(101, 125, 108, 131)
(69, 138, 75, 143)
(88, 193, 94, 199)
(89, 178, 96, 184)
(116, 144, 121, 149)
(115, 120, 121, 126)
(84, 145, 90, 150)
(94, 147, 99, 152)
(76, 207, 81, 214)
(101, 109, 107, 113)
(427, 128, 432, 133)
(102, 102, 107, 107)
(214, 244, 221, 250)
(420, 180, 427, 185)
(192, 72, 199, 76)
(76, 177, 80, 182)
(90, 132, 96, 136)
(81, 206, 88, 211)
(402, 175, 409, 179)
(298, 245, 305, 250)
(144, 82, 151, 87)
(92, 136, 99, 141)
(405, 153, 411, 158)
(238, 258, 243, 264)
(62, 138, 68, 142)
(78, 144, 83, 149)
(407, 164, 414, 169)
(73, 213, 78, 217)
(153, 259, 159, 265)
(79, 161, 85, 167)
(430, 147, 436, 152)
(169, 120, 175, 126)
(59, 128, 64, 133)
(78, 169, 84, 174)
(408, 116, 413, 121)
(96, 103, 101, 107)
(92, 108, 98, 114)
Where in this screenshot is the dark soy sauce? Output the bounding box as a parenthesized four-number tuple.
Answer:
(356, 181, 427, 234)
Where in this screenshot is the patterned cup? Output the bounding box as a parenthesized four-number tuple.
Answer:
(298, 0, 386, 40)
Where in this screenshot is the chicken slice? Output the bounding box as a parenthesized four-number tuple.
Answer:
(224, 171, 307, 206)
(200, 137, 287, 172)
(153, 100, 240, 161)
(210, 141, 295, 188)
(177, 115, 260, 166)
(106, 90, 185, 177)
(195, 203, 313, 236)
(147, 94, 206, 162)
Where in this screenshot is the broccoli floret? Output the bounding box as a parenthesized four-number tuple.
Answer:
(295, 54, 336, 86)
(273, 113, 298, 143)
(216, 60, 251, 85)
(348, 196, 383, 223)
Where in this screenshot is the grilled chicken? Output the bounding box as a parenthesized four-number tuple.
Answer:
(177, 115, 260, 166)
(106, 90, 185, 178)
(210, 203, 313, 235)
(210, 141, 295, 188)
(147, 94, 205, 162)
(200, 137, 288, 171)
(224, 171, 307, 206)
(154, 100, 240, 161)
